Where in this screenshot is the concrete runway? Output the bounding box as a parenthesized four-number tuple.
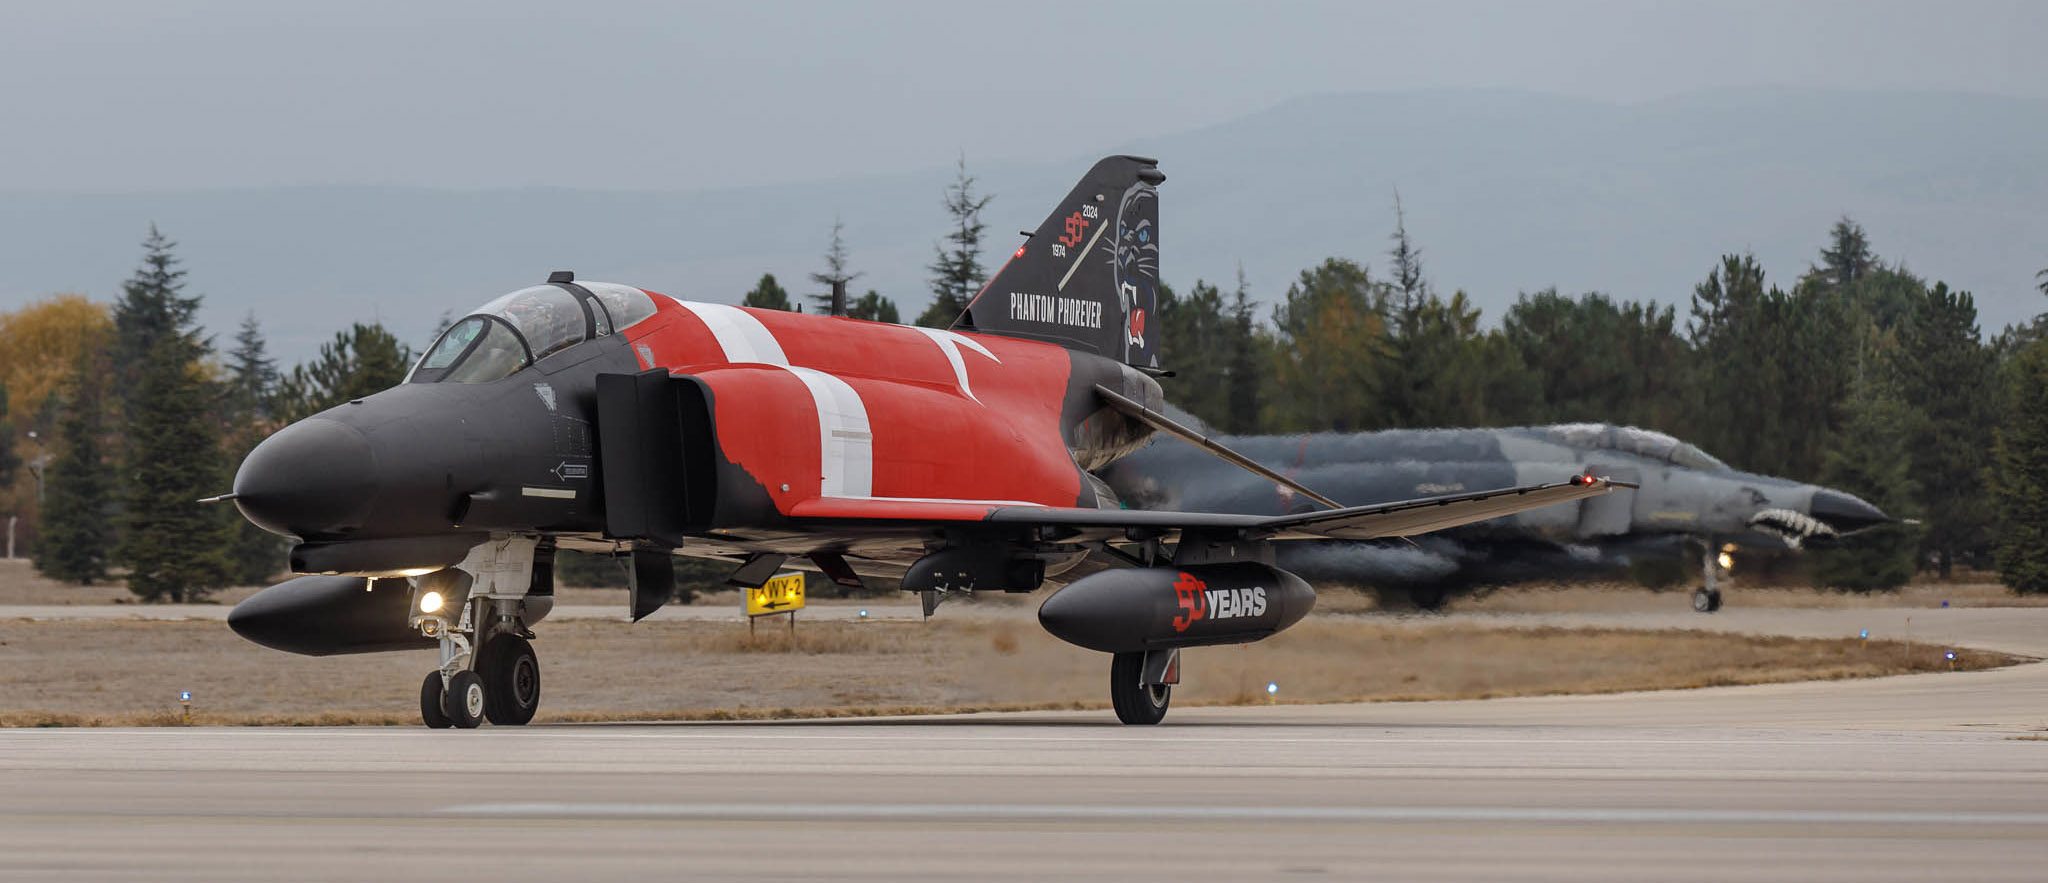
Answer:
(5, 607, 2047, 881)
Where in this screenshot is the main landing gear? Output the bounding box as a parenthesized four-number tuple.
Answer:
(1108, 649, 1179, 725)
(1693, 538, 1725, 614)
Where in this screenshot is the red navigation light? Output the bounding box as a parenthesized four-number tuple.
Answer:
(1014, 245, 1027, 259)
(1573, 474, 1597, 486)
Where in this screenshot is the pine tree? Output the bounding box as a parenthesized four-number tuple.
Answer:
(275, 323, 414, 422)
(1379, 197, 1430, 426)
(1502, 290, 1691, 433)
(1897, 282, 1995, 576)
(109, 229, 230, 601)
(33, 356, 114, 585)
(1222, 269, 1264, 434)
(741, 273, 793, 311)
(847, 290, 900, 324)
(1809, 327, 1920, 591)
(121, 338, 231, 601)
(1812, 216, 1876, 290)
(1995, 338, 2048, 593)
(807, 217, 862, 314)
(112, 226, 205, 403)
(920, 156, 992, 329)
(226, 313, 278, 423)
(221, 315, 284, 586)
(1688, 254, 1852, 479)
(2037, 268, 2047, 297)
(1387, 191, 1425, 318)
(1157, 280, 1231, 426)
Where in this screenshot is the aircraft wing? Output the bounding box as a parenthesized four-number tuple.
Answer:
(785, 477, 1632, 543)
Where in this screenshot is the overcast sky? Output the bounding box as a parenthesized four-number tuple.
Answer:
(4, 0, 2042, 193)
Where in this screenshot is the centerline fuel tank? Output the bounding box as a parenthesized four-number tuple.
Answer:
(1037, 562, 1316, 653)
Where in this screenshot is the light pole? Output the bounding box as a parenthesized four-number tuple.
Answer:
(26, 430, 46, 504)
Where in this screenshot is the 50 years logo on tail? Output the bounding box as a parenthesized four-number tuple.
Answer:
(1170, 571, 1267, 633)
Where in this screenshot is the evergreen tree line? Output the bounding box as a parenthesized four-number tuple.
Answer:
(741, 155, 988, 330)
(1151, 217, 2043, 592)
(18, 228, 414, 600)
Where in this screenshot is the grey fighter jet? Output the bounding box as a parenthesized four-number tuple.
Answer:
(1098, 423, 1896, 612)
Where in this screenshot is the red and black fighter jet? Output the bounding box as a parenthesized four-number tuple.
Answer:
(224, 156, 1627, 727)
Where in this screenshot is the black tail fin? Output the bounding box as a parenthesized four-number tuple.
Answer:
(953, 155, 1163, 368)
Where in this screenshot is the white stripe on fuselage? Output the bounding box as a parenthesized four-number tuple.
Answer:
(912, 326, 1001, 404)
(678, 301, 788, 365)
(786, 366, 873, 497)
(673, 301, 872, 498)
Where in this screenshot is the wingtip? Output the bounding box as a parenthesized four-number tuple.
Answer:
(1572, 475, 1639, 491)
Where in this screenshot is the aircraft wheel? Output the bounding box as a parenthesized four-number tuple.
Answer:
(480, 635, 541, 726)
(1692, 588, 1723, 613)
(420, 672, 453, 729)
(1109, 651, 1170, 725)
(444, 670, 487, 729)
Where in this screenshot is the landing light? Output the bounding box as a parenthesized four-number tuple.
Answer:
(1266, 682, 1278, 695)
(419, 591, 445, 614)
(1717, 552, 1734, 571)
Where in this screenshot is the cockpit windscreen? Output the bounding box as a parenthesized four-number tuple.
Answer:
(407, 282, 662, 384)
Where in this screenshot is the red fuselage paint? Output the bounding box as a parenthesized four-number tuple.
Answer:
(622, 292, 1085, 514)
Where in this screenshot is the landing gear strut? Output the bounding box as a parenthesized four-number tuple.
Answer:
(1693, 539, 1724, 613)
(1109, 649, 1178, 725)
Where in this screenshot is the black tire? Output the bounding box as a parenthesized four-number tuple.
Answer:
(444, 670, 487, 728)
(1693, 588, 1723, 613)
(1109, 652, 1170, 725)
(479, 635, 541, 726)
(420, 672, 453, 729)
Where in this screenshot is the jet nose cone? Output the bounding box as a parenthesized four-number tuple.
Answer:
(233, 418, 376, 537)
(1810, 489, 1892, 533)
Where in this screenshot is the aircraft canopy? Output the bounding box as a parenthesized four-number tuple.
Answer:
(408, 282, 658, 384)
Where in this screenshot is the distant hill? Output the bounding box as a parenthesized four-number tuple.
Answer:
(3, 88, 2043, 361)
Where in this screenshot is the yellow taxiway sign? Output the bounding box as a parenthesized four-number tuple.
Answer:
(746, 572, 806, 618)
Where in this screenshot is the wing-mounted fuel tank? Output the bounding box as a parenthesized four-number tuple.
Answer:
(228, 575, 435, 656)
(1038, 562, 1316, 653)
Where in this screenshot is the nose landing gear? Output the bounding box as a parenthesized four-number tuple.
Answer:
(408, 537, 553, 728)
